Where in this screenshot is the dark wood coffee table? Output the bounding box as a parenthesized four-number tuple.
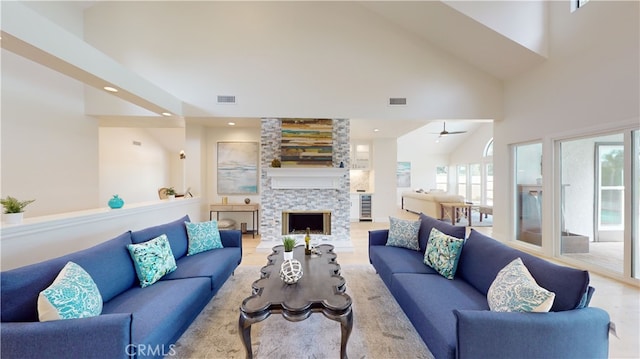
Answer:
(239, 244, 353, 359)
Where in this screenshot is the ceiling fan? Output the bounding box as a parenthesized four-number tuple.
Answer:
(432, 122, 467, 137)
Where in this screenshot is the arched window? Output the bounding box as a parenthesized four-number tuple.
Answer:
(483, 138, 494, 157)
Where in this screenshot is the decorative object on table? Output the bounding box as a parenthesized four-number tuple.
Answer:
(244, 198, 251, 204)
(339, 161, 344, 168)
(1, 195, 35, 224)
(304, 227, 312, 255)
(279, 259, 303, 284)
(165, 187, 176, 200)
(107, 195, 124, 209)
(217, 142, 258, 194)
(281, 118, 333, 167)
(282, 236, 296, 261)
(221, 196, 228, 205)
(270, 158, 281, 168)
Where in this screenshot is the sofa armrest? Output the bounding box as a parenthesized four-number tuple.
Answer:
(369, 229, 389, 247)
(220, 229, 242, 248)
(454, 307, 610, 359)
(368, 229, 389, 264)
(1, 313, 133, 359)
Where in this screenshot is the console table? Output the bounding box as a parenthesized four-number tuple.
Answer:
(209, 203, 259, 237)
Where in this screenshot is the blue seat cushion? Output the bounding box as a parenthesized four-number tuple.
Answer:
(457, 229, 590, 311)
(1, 231, 135, 322)
(102, 277, 211, 351)
(417, 213, 466, 253)
(390, 273, 489, 359)
(369, 246, 438, 287)
(131, 215, 190, 260)
(164, 247, 241, 293)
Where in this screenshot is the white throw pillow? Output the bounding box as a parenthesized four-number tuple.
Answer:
(487, 258, 555, 312)
(38, 261, 103, 321)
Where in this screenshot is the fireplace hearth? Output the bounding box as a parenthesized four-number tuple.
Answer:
(282, 211, 331, 235)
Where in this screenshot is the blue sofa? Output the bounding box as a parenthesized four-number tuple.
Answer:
(369, 213, 610, 359)
(1, 215, 242, 359)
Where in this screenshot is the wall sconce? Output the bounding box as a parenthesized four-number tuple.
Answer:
(179, 150, 186, 160)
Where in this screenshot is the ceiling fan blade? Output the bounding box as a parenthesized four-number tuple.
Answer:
(447, 131, 467, 135)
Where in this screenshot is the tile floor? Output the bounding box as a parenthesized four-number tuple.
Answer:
(238, 210, 640, 358)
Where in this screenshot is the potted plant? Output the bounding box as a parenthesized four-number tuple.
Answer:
(165, 187, 176, 200)
(1, 196, 35, 224)
(282, 236, 296, 260)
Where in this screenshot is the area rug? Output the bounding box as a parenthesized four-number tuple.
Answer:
(441, 211, 492, 227)
(172, 265, 434, 359)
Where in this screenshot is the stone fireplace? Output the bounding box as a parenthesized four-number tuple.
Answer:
(258, 118, 353, 251)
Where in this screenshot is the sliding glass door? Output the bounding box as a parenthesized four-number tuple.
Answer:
(559, 130, 639, 278)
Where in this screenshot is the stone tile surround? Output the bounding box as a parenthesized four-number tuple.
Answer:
(258, 118, 353, 250)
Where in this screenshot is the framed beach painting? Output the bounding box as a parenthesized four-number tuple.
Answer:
(397, 161, 411, 188)
(281, 118, 333, 167)
(217, 142, 259, 194)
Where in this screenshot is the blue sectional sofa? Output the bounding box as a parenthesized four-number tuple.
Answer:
(369, 213, 611, 359)
(1, 215, 242, 359)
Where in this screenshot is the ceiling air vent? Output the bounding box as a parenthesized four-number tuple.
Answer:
(217, 95, 236, 104)
(389, 97, 407, 106)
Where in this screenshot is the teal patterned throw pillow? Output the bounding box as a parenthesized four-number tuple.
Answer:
(185, 220, 223, 256)
(38, 261, 102, 321)
(386, 217, 421, 251)
(127, 234, 177, 288)
(423, 227, 465, 279)
(487, 258, 555, 312)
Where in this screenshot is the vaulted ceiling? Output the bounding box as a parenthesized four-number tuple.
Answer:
(4, 1, 548, 142)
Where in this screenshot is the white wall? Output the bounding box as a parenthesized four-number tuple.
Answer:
(449, 123, 493, 166)
(205, 126, 261, 230)
(1, 49, 99, 217)
(98, 127, 173, 205)
(494, 1, 640, 245)
(372, 138, 398, 222)
(445, 0, 548, 56)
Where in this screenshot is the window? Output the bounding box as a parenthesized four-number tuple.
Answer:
(457, 165, 467, 198)
(484, 138, 494, 157)
(485, 163, 494, 206)
(469, 164, 482, 204)
(435, 166, 448, 192)
(514, 142, 543, 247)
(558, 129, 640, 279)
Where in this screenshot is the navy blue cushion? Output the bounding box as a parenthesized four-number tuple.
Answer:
(131, 215, 190, 260)
(369, 246, 437, 287)
(457, 229, 590, 311)
(1, 232, 135, 322)
(102, 277, 211, 353)
(164, 247, 241, 293)
(417, 213, 466, 252)
(390, 273, 489, 359)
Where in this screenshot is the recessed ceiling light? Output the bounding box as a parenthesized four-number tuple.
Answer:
(373, 128, 380, 132)
(228, 122, 236, 126)
(103, 86, 118, 93)
(161, 112, 172, 117)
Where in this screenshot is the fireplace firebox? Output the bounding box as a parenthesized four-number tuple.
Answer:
(282, 211, 331, 235)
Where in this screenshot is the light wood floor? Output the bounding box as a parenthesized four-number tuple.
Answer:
(238, 210, 640, 358)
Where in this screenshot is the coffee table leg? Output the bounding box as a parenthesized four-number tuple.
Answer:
(339, 308, 353, 359)
(238, 313, 253, 359)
